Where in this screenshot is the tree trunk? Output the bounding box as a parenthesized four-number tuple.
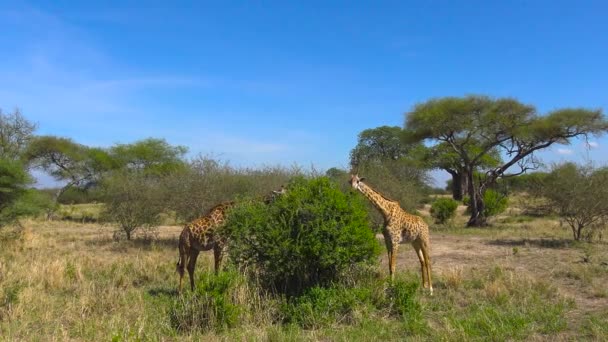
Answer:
(450, 171, 463, 201)
(467, 170, 487, 227)
(126, 230, 132, 240)
(461, 173, 469, 199)
(573, 225, 583, 241)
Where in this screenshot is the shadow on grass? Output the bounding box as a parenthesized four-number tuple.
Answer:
(148, 287, 180, 297)
(487, 238, 572, 249)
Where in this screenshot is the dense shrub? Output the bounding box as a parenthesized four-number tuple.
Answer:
(169, 271, 242, 332)
(483, 189, 509, 217)
(430, 198, 459, 224)
(280, 275, 424, 332)
(463, 189, 508, 219)
(221, 177, 380, 296)
(0, 159, 53, 227)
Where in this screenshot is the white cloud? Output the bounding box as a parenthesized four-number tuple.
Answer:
(586, 141, 599, 148)
(557, 148, 573, 155)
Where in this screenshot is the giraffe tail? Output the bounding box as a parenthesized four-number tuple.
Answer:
(176, 229, 188, 275)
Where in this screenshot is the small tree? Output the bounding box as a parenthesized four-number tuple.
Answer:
(536, 163, 608, 241)
(0, 108, 37, 161)
(100, 172, 165, 240)
(221, 177, 380, 296)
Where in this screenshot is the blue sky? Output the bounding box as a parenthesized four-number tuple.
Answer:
(1, 1, 607, 187)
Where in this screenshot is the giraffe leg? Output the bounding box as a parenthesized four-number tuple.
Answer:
(420, 239, 433, 295)
(213, 244, 224, 274)
(177, 251, 188, 293)
(413, 240, 428, 290)
(187, 249, 200, 291)
(177, 233, 189, 293)
(389, 246, 398, 281)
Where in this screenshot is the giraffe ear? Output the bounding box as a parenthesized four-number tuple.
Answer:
(359, 177, 366, 182)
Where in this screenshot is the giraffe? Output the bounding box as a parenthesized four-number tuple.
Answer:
(349, 174, 433, 294)
(176, 186, 287, 292)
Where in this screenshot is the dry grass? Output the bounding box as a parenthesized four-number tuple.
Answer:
(0, 202, 607, 340)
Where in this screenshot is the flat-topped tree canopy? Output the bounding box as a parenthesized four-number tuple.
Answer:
(404, 95, 608, 226)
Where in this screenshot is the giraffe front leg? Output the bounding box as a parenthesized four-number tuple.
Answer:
(413, 240, 428, 290)
(389, 246, 398, 281)
(213, 244, 224, 274)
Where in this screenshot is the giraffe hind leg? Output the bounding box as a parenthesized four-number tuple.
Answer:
(413, 240, 428, 290)
(420, 239, 433, 295)
(177, 251, 188, 293)
(187, 250, 200, 291)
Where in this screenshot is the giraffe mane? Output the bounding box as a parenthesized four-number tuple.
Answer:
(361, 181, 398, 204)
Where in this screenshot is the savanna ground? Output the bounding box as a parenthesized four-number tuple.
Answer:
(1, 201, 607, 341)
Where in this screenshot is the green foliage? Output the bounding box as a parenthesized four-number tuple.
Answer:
(109, 138, 187, 176)
(169, 271, 242, 333)
(222, 177, 380, 295)
(55, 186, 103, 204)
(463, 190, 508, 218)
(100, 172, 166, 240)
(430, 198, 459, 224)
(356, 160, 430, 212)
(533, 163, 608, 240)
(350, 126, 416, 166)
(0, 158, 51, 226)
(483, 189, 509, 217)
(405, 95, 608, 226)
(280, 275, 424, 332)
(281, 285, 376, 328)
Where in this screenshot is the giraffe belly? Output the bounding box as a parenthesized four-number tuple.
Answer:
(400, 228, 418, 242)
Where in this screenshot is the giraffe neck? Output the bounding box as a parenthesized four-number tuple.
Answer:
(358, 182, 397, 220)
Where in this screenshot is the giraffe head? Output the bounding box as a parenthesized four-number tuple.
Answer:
(349, 174, 366, 191)
(264, 185, 287, 204)
(272, 185, 287, 196)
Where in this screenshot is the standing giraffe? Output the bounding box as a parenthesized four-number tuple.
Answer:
(349, 174, 433, 294)
(176, 186, 287, 292)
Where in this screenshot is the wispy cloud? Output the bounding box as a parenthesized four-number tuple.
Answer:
(557, 148, 573, 155)
(585, 141, 599, 149)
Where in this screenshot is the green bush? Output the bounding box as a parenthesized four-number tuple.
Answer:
(281, 285, 375, 328)
(463, 190, 508, 218)
(221, 176, 380, 296)
(169, 271, 242, 333)
(430, 198, 459, 224)
(483, 189, 509, 217)
(280, 275, 424, 332)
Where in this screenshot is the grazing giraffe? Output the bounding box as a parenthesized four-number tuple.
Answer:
(349, 174, 433, 294)
(176, 186, 287, 292)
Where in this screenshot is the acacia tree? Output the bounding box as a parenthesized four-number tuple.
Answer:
(405, 139, 502, 200)
(349, 126, 430, 219)
(351, 125, 499, 201)
(108, 138, 188, 176)
(350, 126, 412, 166)
(24, 136, 114, 201)
(405, 95, 608, 226)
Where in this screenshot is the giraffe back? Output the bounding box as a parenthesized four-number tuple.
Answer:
(184, 201, 235, 250)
